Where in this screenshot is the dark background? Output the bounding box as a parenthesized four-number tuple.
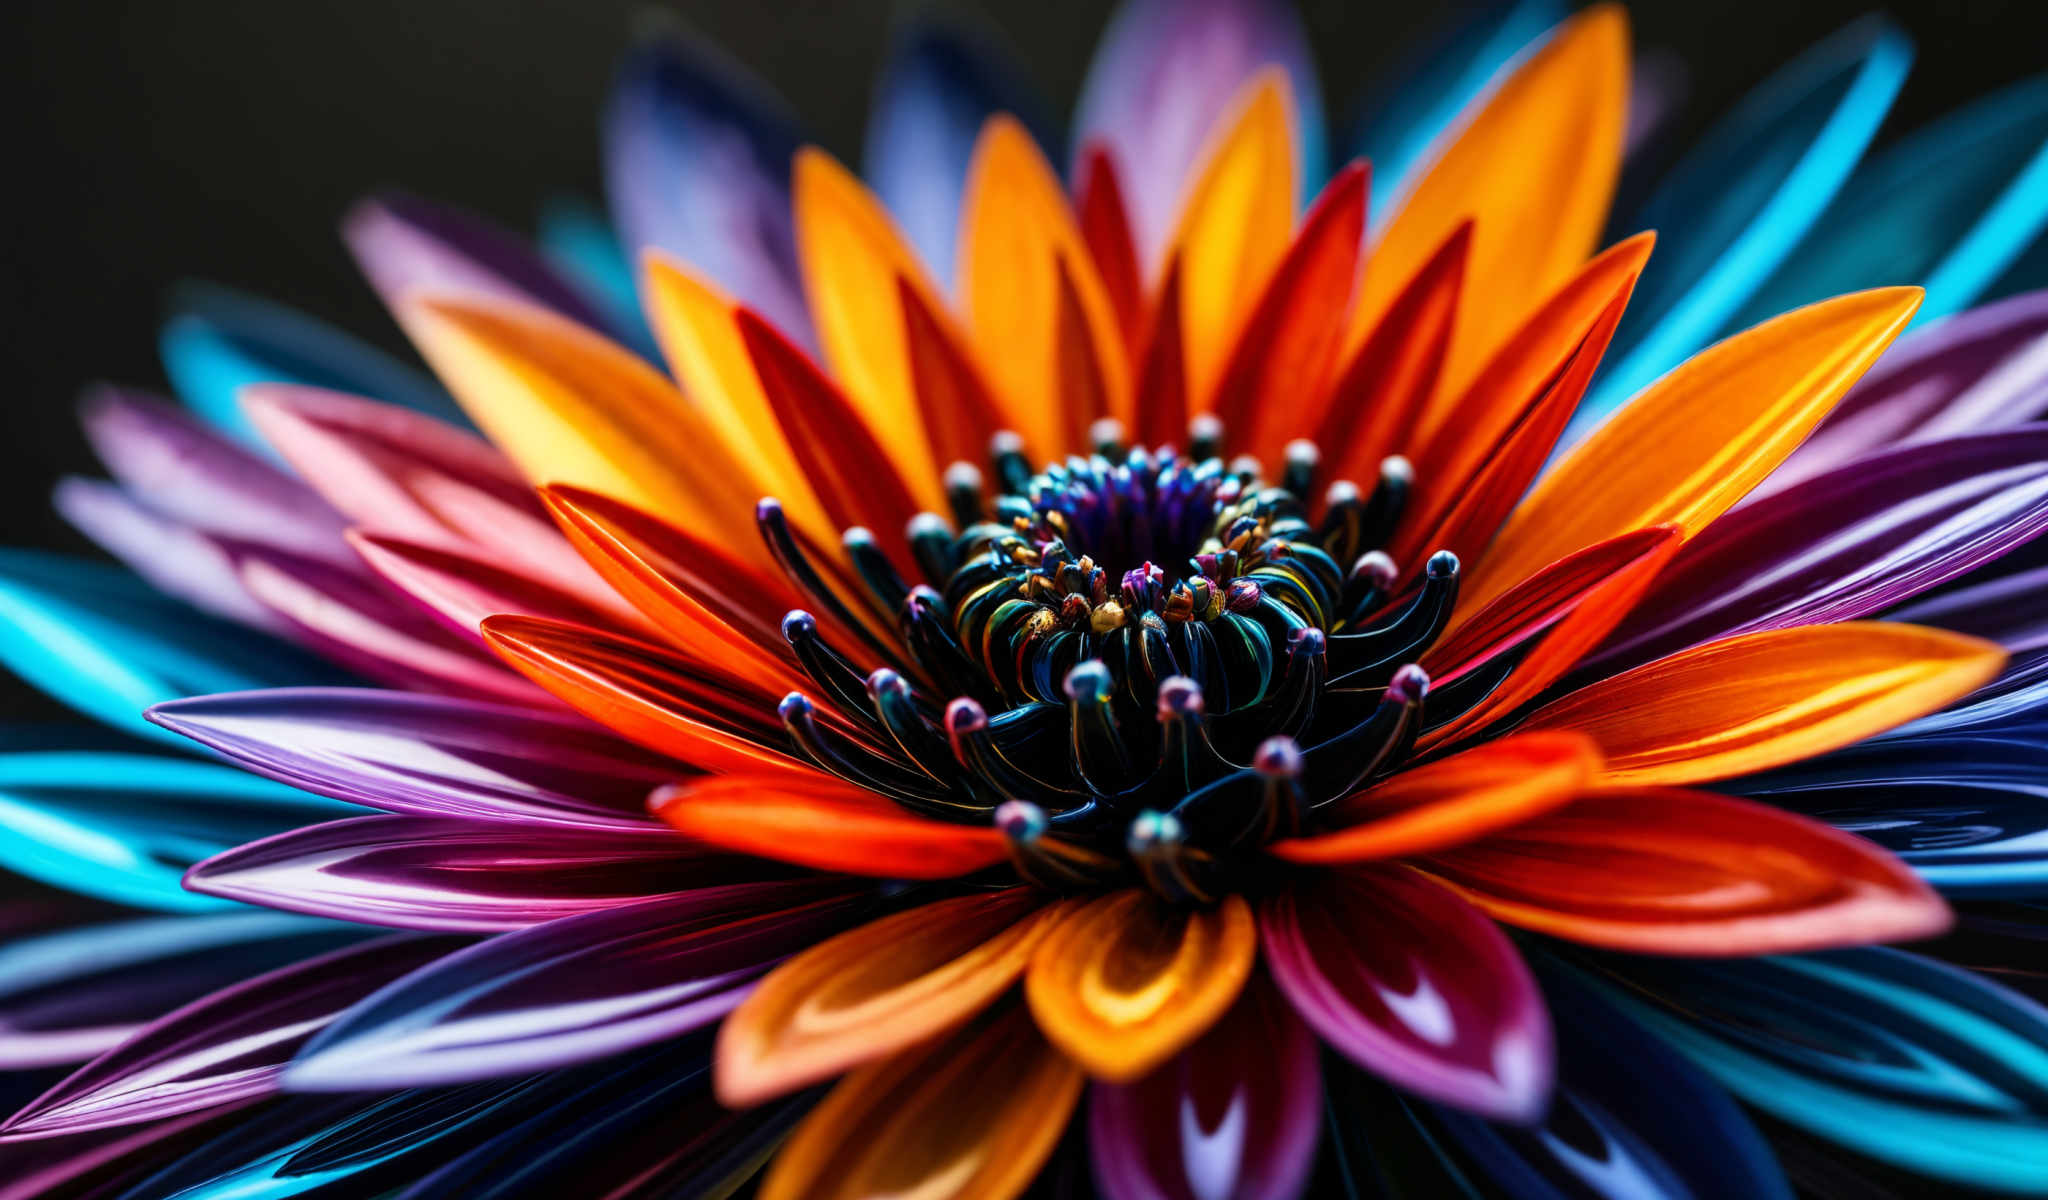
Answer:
(2, 0, 2045, 720)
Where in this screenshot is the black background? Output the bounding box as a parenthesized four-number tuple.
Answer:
(3, 0, 2046, 721)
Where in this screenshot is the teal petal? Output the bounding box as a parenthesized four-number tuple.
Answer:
(0, 551, 343, 744)
(535, 198, 661, 360)
(1570, 18, 1912, 442)
(160, 282, 465, 446)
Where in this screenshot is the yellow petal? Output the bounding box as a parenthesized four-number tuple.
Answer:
(759, 1000, 1083, 1200)
(1465, 286, 1923, 614)
(1347, 5, 1629, 399)
(1520, 623, 2005, 786)
(959, 116, 1131, 452)
(1164, 69, 1298, 411)
(1025, 889, 1255, 1083)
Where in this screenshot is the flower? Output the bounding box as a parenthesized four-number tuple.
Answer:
(5, 1, 2048, 1196)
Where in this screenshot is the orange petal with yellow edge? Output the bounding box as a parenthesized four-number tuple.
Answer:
(1347, 6, 1628, 399)
(1074, 141, 1146, 354)
(654, 775, 1009, 879)
(758, 999, 1082, 1200)
(1520, 622, 2005, 786)
(1026, 889, 1255, 1082)
(1420, 788, 1951, 955)
(959, 115, 1131, 447)
(1271, 731, 1599, 863)
(1165, 69, 1297, 410)
(717, 888, 1065, 1106)
(1465, 286, 1923, 615)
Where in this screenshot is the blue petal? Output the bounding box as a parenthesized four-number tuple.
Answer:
(866, 21, 1057, 284)
(160, 282, 464, 445)
(1569, 18, 1913, 442)
(1346, 0, 1565, 221)
(1728, 74, 2048, 334)
(535, 197, 662, 360)
(1573, 948, 2048, 1193)
(0, 747, 357, 911)
(0, 551, 345, 744)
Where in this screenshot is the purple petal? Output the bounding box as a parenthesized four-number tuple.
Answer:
(1892, 563, 2048, 652)
(53, 478, 284, 632)
(0, 1105, 237, 1200)
(78, 386, 355, 567)
(285, 880, 869, 1089)
(1258, 866, 1552, 1123)
(345, 193, 612, 333)
(1089, 974, 1321, 1200)
(1594, 426, 2048, 673)
(1760, 288, 2048, 498)
(146, 687, 677, 830)
(1074, 0, 1323, 271)
(184, 815, 761, 932)
(0, 933, 463, 1138)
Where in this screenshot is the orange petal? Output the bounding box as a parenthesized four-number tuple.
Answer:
(1520, 622, 2005, 786)
(1271, 731, 1599, 863)
(717, 889, 1065, 1106)
(900, 278, 1006, 471)
(1165, 70, 1298, 410)
(959, 116, 1131, 448)
(1025, 889, 1255, 1082)
(1347, 5, 1628, 400)
(791, 148, 944, 485)
(1465, 286, 1924, 615)
(1421, 788, 1952, 955)
(1214, 163, 1369, 465)
(1131, 256, 1190, 449)
(653, 775, 1009, 879)
(1074, 141, 1146, 354)
(758, 1000, 1082, 1200)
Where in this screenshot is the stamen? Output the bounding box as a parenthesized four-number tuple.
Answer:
(782, 609, 879, 727)
(779, 691, 943, 805)
(1126, 809, 1220, 905)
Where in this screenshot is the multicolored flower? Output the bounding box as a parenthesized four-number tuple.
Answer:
(5, 1, 2048, 1196)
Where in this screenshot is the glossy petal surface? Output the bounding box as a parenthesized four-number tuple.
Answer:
(653, 775, 1009, 878)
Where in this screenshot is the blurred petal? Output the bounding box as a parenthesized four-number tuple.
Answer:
(537, 196, 663, 356)
(1425, 788, 1951, 953)
(344, 192, 611, 332)
(1074, 144, 1146, 351)
(1027, 889, 1255, 1083)
(1259, 866, 1551, 1122)
(653, 774, 1008, 878)
(349, 530, 651, 645)
(54, 477, 282, 632)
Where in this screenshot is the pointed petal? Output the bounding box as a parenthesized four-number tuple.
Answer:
(1074, 143, 1146, 352)
(1131, 256, 1191, 449)
(652, 775, 1008, 879)
(1525, 622, 2004, 785)
(1026, 889, 1255, 1083)
(1089, 973, 1321, 1200)
(349, 530, 650, 645)
(147, 687, 675, 829)
(54, 477, 283, 632)
(1467, 287, 1923, 614)
(759, 1000, 1083, 1200)
(900, 273, 1009, 470)
(344, 192, 611, 331)
(286, 881, 865, 1088)
(1272, 732, 1598, 863)
(1893, 560, 2048, 653)
(1426, 788, 1950, 953)
(1259, 866, 1552, 1122)
(718, 888, 1060, 1105)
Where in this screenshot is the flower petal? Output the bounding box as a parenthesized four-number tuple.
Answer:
(287, 881, 867, 1089)
(758, 999, 1083, 1200)
(1026, 889, 1255, 1083)
(1524, 622, 2004, 785)
(1424, 787, 1950, 953)
(1075, 144, 1146, 352)
(1259, 866, 1552, 1122)
(54, 477, 283, 633)
(652, 774, 1008, 879)
(1467, 287, 1923, 613)
(344, 192, 611, 332)
(718, 888, 1060, 1105)
(537, 196, 662, 357)
(1088, 973, 1321, 1200)
(147, 687, 675, 830)
(1271, 732, 1598, 863)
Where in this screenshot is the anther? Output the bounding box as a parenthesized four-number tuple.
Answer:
(943, 462, 986, 529)
(1188, 414, 1224, 461)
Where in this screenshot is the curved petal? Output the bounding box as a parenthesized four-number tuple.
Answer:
(1259, 866, 1551, 1122)
(344, 192, 611, 332)
(717, 888, 1059, 1105)
(1088, 973, 1321, 1200)
(1893, 562, 2048, 653)
(1524, 622, 2004, 785)
(54, 477, 283, 633)
(349, 530, 651, 645)
(758, 1000, 1083, 1200)
(1425, 787, 1950, 953)
(537, 196, 663, 357)
(1026, 889, 1256, 1083)
(287, 881, 867, 1089)
(652, 775, 1008, 879)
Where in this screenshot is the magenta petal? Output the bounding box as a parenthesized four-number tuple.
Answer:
(1089, 975, 1321, 1200)
(1892, 563, 2048, 653)
(53, 478, 284, 633)
(0, 933, 463, 1139)
(1594, 426, 2048, 673)
(349, 530, 651, 646)
(1762, 288, 2048, 498)
(284, 880, 869, 1090)
(184, 815, 747, 932)
(1258, 867, 1553, 1123)
(344, 192, 611, 332)
(0, 1105, 237, 1200)
(145, 687, 676, 830)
